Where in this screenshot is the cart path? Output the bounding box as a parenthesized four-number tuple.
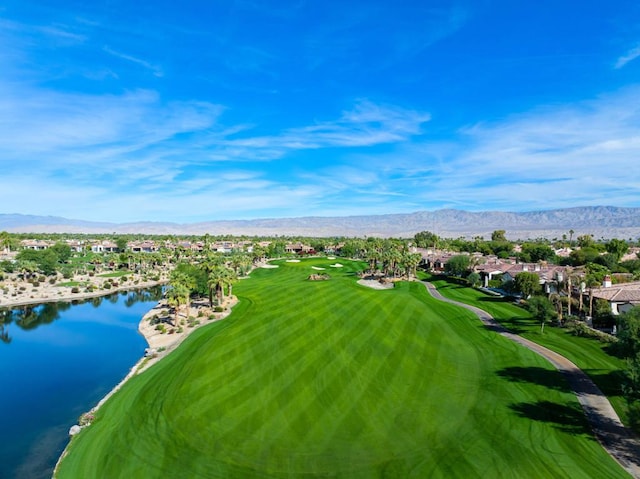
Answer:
(423, 282, 640, 478)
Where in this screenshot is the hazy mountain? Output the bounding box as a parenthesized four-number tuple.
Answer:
(1, 206, 640, 239)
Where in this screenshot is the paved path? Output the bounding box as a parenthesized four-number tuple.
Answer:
(424, 282, 640, 478)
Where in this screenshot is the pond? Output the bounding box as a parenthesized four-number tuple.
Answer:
(0, 287, 163, 479)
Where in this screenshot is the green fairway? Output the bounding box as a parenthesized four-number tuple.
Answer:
(427, 276, 628, 423)
(56, 259, 627, 478)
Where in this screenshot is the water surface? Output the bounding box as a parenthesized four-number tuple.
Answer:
(0, 288, 162, 479)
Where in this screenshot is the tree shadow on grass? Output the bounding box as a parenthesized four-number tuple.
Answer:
(498, 366, 572, 392)
(488, 317, 529, 335)
(581, 369, 625, 397)
(509, 401, 593, 436)
(477, 296, 511, 303)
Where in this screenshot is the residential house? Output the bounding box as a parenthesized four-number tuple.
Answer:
(589, 276, 640, 315)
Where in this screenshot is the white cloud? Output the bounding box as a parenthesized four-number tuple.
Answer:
(103, 46, 164, 77)
(615, 44, 640, 69)
(367, 87, 640, 212)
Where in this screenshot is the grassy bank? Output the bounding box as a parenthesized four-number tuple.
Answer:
(56, 259, 626, 478)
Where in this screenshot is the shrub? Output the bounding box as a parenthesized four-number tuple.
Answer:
(32, 281, 40, 287)
(49, 277, 56, 284)
(155, 324, 166, 333)
(177, 327, 184, 333)
(71, 287, 80, 293)
(38, 275, 46, 282)
(103, 282, 112, 289)
(565, 319, 617, 343)
(214, 306, 224, 312)
(79, 412, 95, 426)
(208, 314, 216, 320)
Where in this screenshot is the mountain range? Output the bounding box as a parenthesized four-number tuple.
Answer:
(1, 206, 640, 239)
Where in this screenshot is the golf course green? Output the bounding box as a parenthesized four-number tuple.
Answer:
(55, 258, 627, 478)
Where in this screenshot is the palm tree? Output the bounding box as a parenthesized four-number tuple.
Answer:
(167, 271, 195, 324)
(402, 252, 422, 279)
(207, 265, 229, 306)
(224, 268, 238, 299)
(167, 283, 190, 325)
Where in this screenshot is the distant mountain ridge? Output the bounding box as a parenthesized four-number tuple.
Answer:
(1, 206, 640, 239)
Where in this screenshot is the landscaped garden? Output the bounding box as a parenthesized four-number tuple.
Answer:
(55, 258, 627, 478)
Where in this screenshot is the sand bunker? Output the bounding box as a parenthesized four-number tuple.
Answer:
(329, 263, 343, 268)
(311, 266, 326, 270)
(358, 279, 394, 290)
(286, 259, 301, 263)
(261, 264, 279, 269)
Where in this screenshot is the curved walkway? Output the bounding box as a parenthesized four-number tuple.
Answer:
(424, 282, 640, 478)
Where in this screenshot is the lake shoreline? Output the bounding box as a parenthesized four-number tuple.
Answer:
(0, 272, 169, 310)
(52, 294, 238, 477)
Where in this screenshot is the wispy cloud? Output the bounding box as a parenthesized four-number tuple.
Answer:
(368, 87, 640, 212)
(615, 44, 640, 69)
(223, 100, 430, 156)
(103, 46, 164, 77)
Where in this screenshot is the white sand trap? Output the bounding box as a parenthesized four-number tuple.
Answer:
(358, 279, 394, 290)
(286, 259, 301, 263)
(329, 263, 343, 268)
(327, 256, 336, 260)
(261, 264, 279, 269)
(311, 266, 326, 270)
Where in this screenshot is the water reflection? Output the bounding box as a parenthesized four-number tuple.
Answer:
(0, 286, 163, 345)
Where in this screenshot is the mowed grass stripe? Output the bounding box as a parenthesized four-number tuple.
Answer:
(199, 288, 385, 467)
(56, 259, 627, 478)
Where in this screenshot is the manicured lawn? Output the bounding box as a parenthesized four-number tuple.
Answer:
(56, 259, 626, 478)
(427, 275, 628, 423)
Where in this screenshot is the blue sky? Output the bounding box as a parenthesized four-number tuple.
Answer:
(1, 0, 640, 223)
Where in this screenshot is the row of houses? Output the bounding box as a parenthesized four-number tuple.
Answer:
(419, 248, 640, 316)
(19, 239, 260, 254)
(19, 238, 333, 256)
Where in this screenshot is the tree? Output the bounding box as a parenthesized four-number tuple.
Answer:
(491, 230, 507, 242)
(414, 231, 440, 249)
(207, 265, 232, 306)
(519, 243, 555, 263)
(526, 295, 557, 333)
(50, 242, 72, 263)
(167, 271, 195, 325)
(467, 271, 481, 288)
(615, 307, 640, 429)
(585, 263, 609, 317)
(166, 283, 190, 325)
(445, 255, 471, 277)
(116, 237, 128, 253)
(16, 249, 58, 276)
(514, 272, 541, 298)
(401, 251, 422, 279)
(606, 238, 629, 262)
(577, 234, 595, 248)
